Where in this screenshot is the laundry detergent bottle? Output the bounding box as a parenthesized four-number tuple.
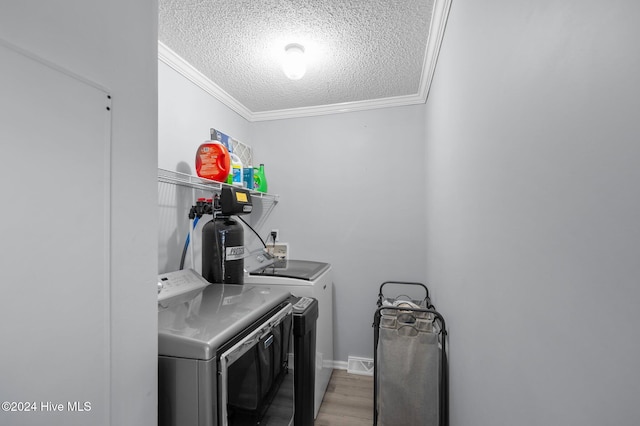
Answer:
(253, 163, 268, 193)
(195, 141, 231, 182)
(227, 153, 244, 186)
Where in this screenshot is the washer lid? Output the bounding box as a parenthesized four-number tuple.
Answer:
(250, 259, 330, 281)
(158, 283, 290, 360)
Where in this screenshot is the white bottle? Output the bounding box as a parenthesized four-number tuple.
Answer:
(229, 153, 244, 186)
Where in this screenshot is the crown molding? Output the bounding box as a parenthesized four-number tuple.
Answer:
(418, 0, 453, 101)
(158, 41, 253, 120)
(249, 93, 426, 121)
(158, 0, 451, 122)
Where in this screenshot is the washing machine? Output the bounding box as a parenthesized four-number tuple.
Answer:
(244, 258, 334, 418)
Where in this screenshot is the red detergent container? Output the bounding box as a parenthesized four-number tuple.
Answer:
(195, 142, 231, 182)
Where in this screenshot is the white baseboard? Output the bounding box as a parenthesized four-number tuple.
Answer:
(332, 360, 349, 370)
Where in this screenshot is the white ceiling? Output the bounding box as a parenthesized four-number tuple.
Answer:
(158, 0, 451, 121)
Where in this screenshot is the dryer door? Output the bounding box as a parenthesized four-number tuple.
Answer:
(219, 303, 294, 426)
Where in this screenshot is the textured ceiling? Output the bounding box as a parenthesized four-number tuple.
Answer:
(159, 0, 450, 120)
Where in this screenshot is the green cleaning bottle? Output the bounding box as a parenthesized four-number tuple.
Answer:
(253, 163, 268, 193)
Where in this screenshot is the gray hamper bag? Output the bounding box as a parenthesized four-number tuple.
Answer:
(374, 281, 448, 426)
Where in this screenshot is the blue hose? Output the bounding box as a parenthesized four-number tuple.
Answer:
(179, 216, 200, 270)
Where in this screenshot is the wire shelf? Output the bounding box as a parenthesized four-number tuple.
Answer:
(157, 168, 279, 203)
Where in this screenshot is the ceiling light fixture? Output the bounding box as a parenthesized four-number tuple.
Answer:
(282, 43, 306, 80)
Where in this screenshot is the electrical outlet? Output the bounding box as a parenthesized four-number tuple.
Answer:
(270, 229, 279, 242)
(266, 243, 288, 260)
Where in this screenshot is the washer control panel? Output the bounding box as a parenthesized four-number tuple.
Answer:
(292, 296, 314, 313)
(158, 269, 210, 303)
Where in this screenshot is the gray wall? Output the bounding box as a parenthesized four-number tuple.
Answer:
(424, 0, 640, 424)
(158, 61, 251, 173)
(0, 2, 158, 426)
(250, 107, 428, 362)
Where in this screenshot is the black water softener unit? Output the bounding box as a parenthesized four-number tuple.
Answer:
(202, 187, 253, 284)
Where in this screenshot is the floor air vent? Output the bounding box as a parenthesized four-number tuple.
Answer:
(347, 356, 374, 376)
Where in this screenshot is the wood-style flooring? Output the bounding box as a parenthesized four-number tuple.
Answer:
(315, 369, 374, 426)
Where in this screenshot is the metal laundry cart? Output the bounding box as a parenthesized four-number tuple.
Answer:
(373, 281, 448, 426)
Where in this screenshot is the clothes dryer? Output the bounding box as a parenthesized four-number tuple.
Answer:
(245, 260, 333, 418)
(157, 269, 300, 426)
